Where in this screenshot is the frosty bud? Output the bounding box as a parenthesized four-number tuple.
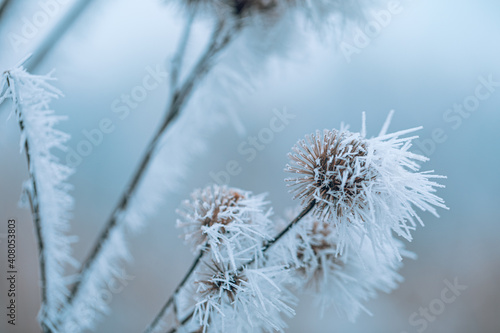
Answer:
(285, 129, 374, 221)
(284, 114, 447, 258)
(176, 185, 273, 267)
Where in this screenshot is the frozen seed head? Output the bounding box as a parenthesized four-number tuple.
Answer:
(177, 185, 246, 248)
(193, 262, 296, 333)
(177, 185, 273, 266)
(177, 0, 298, 19)
(295, 220, 340, 283)
(286, 129, 374, 220)
(196, 261, 247, 304)
(285, 113, 447, 258)
(174, 0, 376, 28)
(271, 209, 409, 321)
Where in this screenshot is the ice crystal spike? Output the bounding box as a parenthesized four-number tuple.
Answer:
(192, 261, 296, 333)
(285, 113, 447, 258)
(177, 185, 274, 269)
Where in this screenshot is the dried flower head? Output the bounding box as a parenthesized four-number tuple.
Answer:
(177, 185, 273, 267)
(196, 261, 248, 305)
(193, 262, 296, 332)
(286, 129, 374, 220)
(173, 0, 376, 29)
(295, 220, 339, 283)
(176, 0, 297, 19)
(269, 209, 409, 321)
(285, 112, 447, 257)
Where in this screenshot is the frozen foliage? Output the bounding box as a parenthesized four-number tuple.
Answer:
(172, 0, 377, 31)
(285, 112, 448, 259)
(177, 185, 274, 269)
(57, 223, 131, 332)
(58, 60, 239, 333)
(170, 185, 296, 333)
(270, 209, 412, 321)
(123, 96, 232, 234)
(166, 0, 382, 139)
(0, 62, 76, 328)
(190, 262, 296, 333)
(163, 115, 447, 332)
(0, 1, 448, 330)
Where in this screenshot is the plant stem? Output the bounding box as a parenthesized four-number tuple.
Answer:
(241, 200, 316, 270)
(0, 0, 12, 23)
(163, 201, 316, 333)
(7, 75, 51, 333)
(25, 0, 96, 71)
(144, 249, 204, 333)
(170, 10, 196, 97)
(56, 17, 240, 328)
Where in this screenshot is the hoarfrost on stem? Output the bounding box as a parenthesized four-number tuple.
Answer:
(0, 60, 76, 330)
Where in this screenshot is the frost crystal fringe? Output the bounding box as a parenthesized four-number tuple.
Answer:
(0, 63, 76, 330)
(192, 263, 296, 333)
(56, 16, 245, 333)
(269, 208, 413, 321)
(57, 106, 234, 332)
(285, 112, 448, 259)
(175, 186, 296, 333)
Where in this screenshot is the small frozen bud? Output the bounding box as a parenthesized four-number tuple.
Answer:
(286, 129, 374, 221)
(269, 208, 411, 322)
(285, 113, 447, 258)
(177, 185, 273, 267)
(192, 261, 296, 332)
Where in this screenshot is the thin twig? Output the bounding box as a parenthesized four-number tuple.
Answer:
(0, 0, 12, 23)
(56, 18, 240, 328)
(170, 9, 196, 97)
(25, 0, 96, 71)
(242, 200, 316, 270)
(6, 75, 51, 333)
(163, 201, 316, 333)
(144, 250, 205, 333)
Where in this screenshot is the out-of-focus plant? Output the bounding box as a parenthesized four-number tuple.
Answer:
(0, 1, 447, 332)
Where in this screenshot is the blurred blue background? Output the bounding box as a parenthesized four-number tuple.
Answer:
(1, 0, 499, 332)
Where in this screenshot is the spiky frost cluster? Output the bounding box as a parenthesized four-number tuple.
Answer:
(191, 262, 296, 333)
(1, 63, 76, 328)
(177, 185, 295, 332)
(174, 0, 376, 27)
(286, 112, 448, 258)
(177, 185, 274, 268)
(270, 209, 411, 321)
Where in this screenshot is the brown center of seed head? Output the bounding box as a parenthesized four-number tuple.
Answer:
(296, 220, 344, 281)
(297, 221, 332, 260)
(288, 130, 374, 219)
(199, 262, 247, 304)
(320, 138, 370, 216)
(204, 190, 244, 228)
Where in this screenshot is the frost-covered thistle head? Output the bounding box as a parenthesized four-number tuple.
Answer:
(285, 112, 447, 257)
(180, 0, 295, 18)
(191, 261, 296, 332)
(270, 209, 410, 321)
(177, 185, 273, 267)
(294, 220, 339, 281)
(196, 261, 248, 305)
(173, 0, 376, 30)
(286, 129, 373, 220)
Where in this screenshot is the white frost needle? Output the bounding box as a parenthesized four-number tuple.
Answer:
(285, 113, 448, 259)
(1, 64, 76, 331)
